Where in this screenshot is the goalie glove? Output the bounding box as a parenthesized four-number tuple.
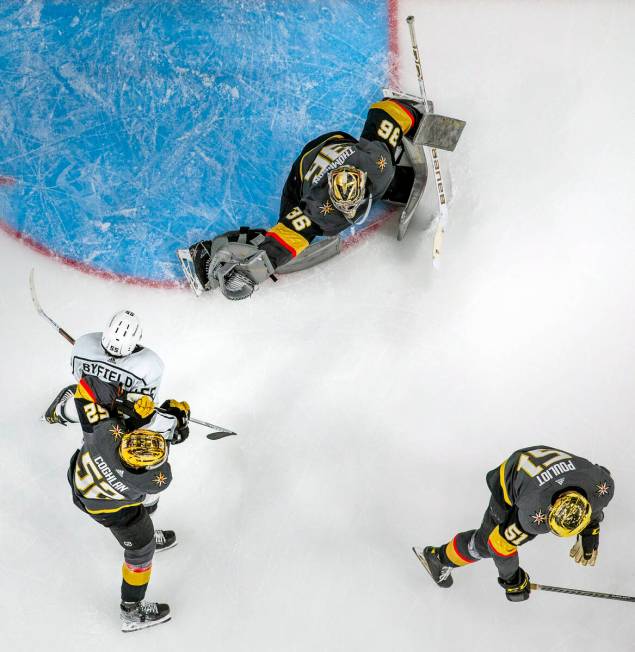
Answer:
(208, 238, 275, 301)
(160, 399, 190, 444)
(498, 568, 531, 602)
(215, 266, 256, 301)
(570, 522, 600, 566)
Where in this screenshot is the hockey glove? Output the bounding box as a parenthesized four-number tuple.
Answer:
(160, 399, 190, 444)
(570, 522, 599, 566)
(216, 266, 256, 301)
(133, 395, 155, 419)
(117, 393, 155, 418)
(498, 568, 531, 602)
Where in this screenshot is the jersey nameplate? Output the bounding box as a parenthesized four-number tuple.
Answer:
(307, 144, 354, 185)
(535, 460, 576, 487)
(73, 357, 157, 396)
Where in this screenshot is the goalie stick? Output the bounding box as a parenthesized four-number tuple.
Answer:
(29, 268, 237, 439)
(405, 15, 451, 267)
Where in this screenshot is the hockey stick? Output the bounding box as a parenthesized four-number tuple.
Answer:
(29, 269, 236, 438)
(29, 268, 76, 344)
(405, 15, 450, 268)
(530, 583, 635, 603)
(190, 416, 237, 439)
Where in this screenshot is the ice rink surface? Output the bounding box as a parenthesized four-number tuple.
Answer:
(2, 1, 635, 650)
(0, 0, 388, 281)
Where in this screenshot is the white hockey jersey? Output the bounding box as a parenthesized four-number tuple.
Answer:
(71, 332, 164, 399)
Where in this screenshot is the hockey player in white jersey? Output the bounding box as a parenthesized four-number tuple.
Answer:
(44, 310, 164, 427)
(45, 309, 189, 521)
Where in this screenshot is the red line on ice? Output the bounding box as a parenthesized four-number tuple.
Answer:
(0, 2, 401, 288)
(341, 0, 402, 249)
(388, 0, 400, 88)
(0, 220, 186, 290)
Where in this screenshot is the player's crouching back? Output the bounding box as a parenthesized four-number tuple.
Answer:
(414, 446, 614, 602)
(68, 374, 191, 632)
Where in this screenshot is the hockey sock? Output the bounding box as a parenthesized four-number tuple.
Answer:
(441, 534, 479, 568)
(121, 562, 152, 603)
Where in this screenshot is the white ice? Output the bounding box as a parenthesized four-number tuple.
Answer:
(2, 1, 635, 650)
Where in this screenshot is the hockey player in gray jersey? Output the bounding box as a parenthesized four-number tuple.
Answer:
(44, 309, 164, 427)
(414, 446, 614, 602)
(69, 374, 190, 632)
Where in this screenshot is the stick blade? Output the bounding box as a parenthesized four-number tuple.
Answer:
(29, 268, 41, 311)
(206, 430, 238, 440)
(432, 219, 446, 267)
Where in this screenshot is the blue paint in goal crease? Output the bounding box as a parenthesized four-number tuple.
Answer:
(0, 1, 389, 282)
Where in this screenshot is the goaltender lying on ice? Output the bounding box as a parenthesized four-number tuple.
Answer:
(177, 89, 465, 300)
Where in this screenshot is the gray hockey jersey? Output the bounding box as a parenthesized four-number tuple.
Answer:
(71, 332, 164, 398)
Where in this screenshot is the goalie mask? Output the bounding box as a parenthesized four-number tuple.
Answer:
(548, 490, 592, 537)
(327, 165, 367, 222)
(119, 429, 167, 470)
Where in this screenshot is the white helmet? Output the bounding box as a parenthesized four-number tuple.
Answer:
(101, 310, 142, 357)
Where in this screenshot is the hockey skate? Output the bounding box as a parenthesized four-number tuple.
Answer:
(177, 243, 209, 296)
(120, 600, 171, 632)
(43, 384, 76, 426)
(412, 546, 453, 588)
(154, 529, 177, 552)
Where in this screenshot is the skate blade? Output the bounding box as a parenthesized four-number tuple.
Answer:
(412, 547, 434, 577)
(155, 541, 178, 553)
(412, 547, 453, 588)
(121, 614, 171, 633)
(176, 248, 204, 297)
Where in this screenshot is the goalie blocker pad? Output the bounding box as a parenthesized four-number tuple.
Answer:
(413, 113, 465, 152)
(383, 87, 466, 152)
(382, 88, 465, 240)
